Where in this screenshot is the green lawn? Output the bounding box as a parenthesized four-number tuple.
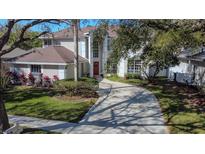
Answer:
(21, 127, 58, 134)
(3, 86, 97, 123)
(107, 75, 205, 134)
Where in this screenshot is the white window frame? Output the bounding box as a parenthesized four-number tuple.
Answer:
(44, 39, 52, 46)
(128, 60, 141, 74)
(107, 37, 112, 51)
(31, 65, 41, 73)
(93, 40, 99, 58)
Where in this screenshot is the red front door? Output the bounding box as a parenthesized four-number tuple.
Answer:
(93, 62, 99, 76)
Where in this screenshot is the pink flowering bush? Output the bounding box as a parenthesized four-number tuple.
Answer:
(19, 73, 27, 85)
(28, 73, 35, 85)
(43, 75, 51, 87)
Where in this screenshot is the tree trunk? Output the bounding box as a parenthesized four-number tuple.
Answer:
(73, 20, 79, 82)
(0, 100, 10, 132)
(0, 57, 10, 133)
(152, 62, 160, 78)
(98, 43, 103, 77)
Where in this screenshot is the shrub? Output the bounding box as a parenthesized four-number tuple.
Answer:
(28, 73, 35, 85)
(43, 76, 50, 81)
(125, 73, 141, 79)
(79, 77, 98, 86)
(53, 75, 59, 81)
(11, 72, 19, 81)
(19, 73, 27, 85)
(7, 71, 19, 84)
(43, 76, 52, 88)
(53, 79, 98, 98)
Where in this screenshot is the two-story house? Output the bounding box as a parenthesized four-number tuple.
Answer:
(4, 26, 116, 80)
(40, 26, 116, 78)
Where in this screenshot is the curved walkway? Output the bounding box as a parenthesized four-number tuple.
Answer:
(67, 79, 168, 134)
(9, 79, 168, 134)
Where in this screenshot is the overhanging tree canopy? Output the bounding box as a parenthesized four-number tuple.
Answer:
(111, 19, 205, 78)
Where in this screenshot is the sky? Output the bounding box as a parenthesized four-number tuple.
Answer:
(0, 19, 100, 32)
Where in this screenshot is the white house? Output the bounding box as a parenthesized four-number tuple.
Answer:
(117, 49, 168, 78)
(40, 26, 168, 79)
(2, 26, 171, 80)
(168, 48, 205, 86)
(6, 46, 89, 80)
(40, 26, 116, 78)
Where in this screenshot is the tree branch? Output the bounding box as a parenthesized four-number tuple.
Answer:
(0, 20, 16, 50)
(0, 19, 63, 57)
(0, 31, 48, 56)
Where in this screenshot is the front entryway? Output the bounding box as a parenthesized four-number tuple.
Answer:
(93, 62, 99, 76)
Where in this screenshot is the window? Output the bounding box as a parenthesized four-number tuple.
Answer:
(107, 37, 112, 51)
(106, 60, 117, 74)
(44, 39, 52, 46)
(31, 65, 41, 73)
(85, 38, 89, 58)
(93, 40, 98, 58)
(53, 40, 60, 46)
(128, 60, 141, 73)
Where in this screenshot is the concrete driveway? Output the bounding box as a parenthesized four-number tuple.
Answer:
(65, 79, 168, 134)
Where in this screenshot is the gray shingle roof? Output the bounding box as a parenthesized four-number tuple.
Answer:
(13, 46, 88, 64)
(1, 47, 32, 60)
(41, 26, 118, 39)
(178, 48, 205, 62)
(188, 51, 205, 62)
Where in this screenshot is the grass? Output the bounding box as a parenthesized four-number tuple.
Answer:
(107, 75, 205, 134)
(3, 85, 97, 123)
(21, 128, 58, 134)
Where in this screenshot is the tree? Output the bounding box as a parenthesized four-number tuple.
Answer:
(111, 19, 205, 79)
(0, 19, 61, 132)
(64, 19, 83, 82)
(72, 19, 79, 82)
(0, 24, 43, 50)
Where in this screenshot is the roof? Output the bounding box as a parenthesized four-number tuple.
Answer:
(188, 51, 205, 62)
(178, 49, 194, 59)
(1, 47, 32, 60)
(12, 46, 88, 64)
(42, 26, 118, 39)
(179, 47, 205, 62)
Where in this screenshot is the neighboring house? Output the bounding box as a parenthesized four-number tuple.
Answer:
(6, 46, 89, 79)
(168, 48, 205, 86)
(117, 49, 168, 78)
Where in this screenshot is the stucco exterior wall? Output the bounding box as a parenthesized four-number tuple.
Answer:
(59, 39, 75, 51)
(117, 58, 128, 77)
(64, 62, 89, 79)
(168, 62, 193, 83)
(65, 64, 74, 79)
(11, 62, 89, 80)
(13, 64, 29, 75)
(149, 66, 168, 77)
(59, 39, 86, 58)
(42, 65, 59, 79)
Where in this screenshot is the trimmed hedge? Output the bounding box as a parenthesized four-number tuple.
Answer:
(53, 77, 98, 98)
(125, 73, 141, 79)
